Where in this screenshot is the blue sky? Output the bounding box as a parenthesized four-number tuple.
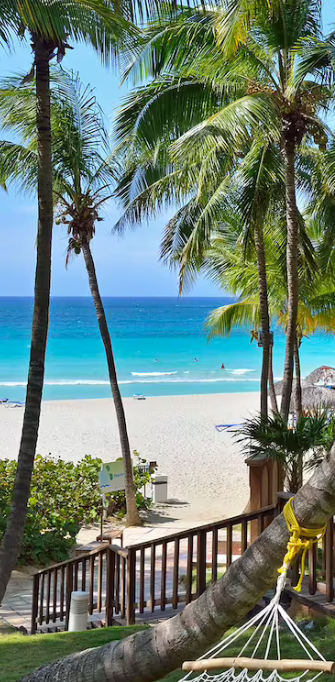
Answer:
(0, 1, 334, 297)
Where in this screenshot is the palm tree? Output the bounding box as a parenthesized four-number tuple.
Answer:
(0, 0, 143, 604)
(205, 222, 335, 419)
(236, 411, 335, 493)
(113, 79, 285, 418)
(115, 0, 335, 423)
(0, 70, 142, 526)
(13, 449, 335, 682)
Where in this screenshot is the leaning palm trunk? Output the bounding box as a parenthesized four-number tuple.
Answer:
(268, 343, 278, 414)
(280, 137, 299, 423)
(0, 37, 53, 603)
(81, 239, 141, 527)
(255, 220, 270, 417)
(22, 448, 335, 682)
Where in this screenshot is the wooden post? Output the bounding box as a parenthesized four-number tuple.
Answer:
(31, 573, 39, 635)
(186, 535, 193, 604)
(106, 548, 115, 627)
(196, 530, 207, 597)
(65, 564, 73, 631)
(246, 454, 268, 541)
(127, 547, 136, 625)
(326, 518, 334, 603)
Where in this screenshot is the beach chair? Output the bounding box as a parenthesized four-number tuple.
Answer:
(215, 423, 241, 432)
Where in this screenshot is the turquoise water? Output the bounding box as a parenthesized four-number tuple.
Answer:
(0, 297, 335, 401)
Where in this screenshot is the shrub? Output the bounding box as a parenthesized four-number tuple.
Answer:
(0, 452, 153, 565)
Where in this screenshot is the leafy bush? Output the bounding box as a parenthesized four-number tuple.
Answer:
(0, 452, 153, 565)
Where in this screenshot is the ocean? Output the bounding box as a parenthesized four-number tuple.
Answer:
(0, 296, 334, 401)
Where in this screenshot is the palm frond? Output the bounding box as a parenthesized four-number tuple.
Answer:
(206, 299, 261, 340)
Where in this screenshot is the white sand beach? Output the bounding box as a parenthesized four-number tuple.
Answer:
(1, 392, 260, 524)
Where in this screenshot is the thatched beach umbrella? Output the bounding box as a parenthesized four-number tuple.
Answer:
(274, 378, 308, 396)
(305, 366, 335, 385)
(299, 385, 335, 410)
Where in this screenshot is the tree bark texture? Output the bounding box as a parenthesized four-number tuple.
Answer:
(0, 39, 53, 604)
(21, 446, 335, 682)
(81, 240, 141, 528)
(280, 137, 299, 424)
(255, 221, 270, 418)
(294, 336, 302, 423)
(268, 344, 278, 414)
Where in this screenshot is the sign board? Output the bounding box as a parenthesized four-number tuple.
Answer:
(99, 461, 125, 493)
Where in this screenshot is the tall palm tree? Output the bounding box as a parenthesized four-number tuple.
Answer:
(0, 0, 141, 604)
(0, 70, 142, 527)
(113, 78, 284, 417)
(116, 0, 335, 423)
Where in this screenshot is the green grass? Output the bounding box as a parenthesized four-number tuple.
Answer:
(1, 617, 335, 682)
(0, 626, 146, 682)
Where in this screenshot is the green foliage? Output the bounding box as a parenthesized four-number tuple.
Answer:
(236, 410, 335, 492)
(0, 452, 153, 565)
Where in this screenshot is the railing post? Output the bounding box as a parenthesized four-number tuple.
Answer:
(127, 547, 136, 625)
(31, 573, 39, 634)
(196, 530, 207, 597)
(65, 564, 73, 631)
(106, 548, 115, 627)
(326, 518, 334, 603)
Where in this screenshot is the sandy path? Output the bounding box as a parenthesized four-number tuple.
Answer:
(0, 392, 260, 523)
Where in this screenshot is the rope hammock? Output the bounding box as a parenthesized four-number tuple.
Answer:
(182, 499, 331, 682)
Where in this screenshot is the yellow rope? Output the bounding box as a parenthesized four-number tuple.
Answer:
(279, 497, 327, 592)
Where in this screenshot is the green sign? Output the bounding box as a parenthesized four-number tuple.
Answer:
(99, 461, 125, 492)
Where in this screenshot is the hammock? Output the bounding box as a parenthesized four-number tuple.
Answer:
(182, 499, 331, 682)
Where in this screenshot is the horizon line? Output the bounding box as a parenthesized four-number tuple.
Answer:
(0, 294, 234, 299)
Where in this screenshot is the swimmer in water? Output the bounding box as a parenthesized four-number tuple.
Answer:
(221, 363, 225, 370)
(194, 358, 198, 362)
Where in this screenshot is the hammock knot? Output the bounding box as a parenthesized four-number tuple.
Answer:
(279, 497, 327, 592)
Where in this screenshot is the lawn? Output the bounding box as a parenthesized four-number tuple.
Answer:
(1, 618, 335, 682)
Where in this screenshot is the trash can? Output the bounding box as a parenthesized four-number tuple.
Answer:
(68, 591, 89, 632)
(151, 474, 168, 503)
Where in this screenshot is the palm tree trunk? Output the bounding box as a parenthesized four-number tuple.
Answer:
(294, 335, 302, 422)
(255, 221, 270, 417)
(22, 447, 335, 682)
(280, 136, 299, 424)
(81, 239, 141, 527)
(294, 335, 303, 489)
(0, 38, 53, 604)
(268, 343, 278, 414)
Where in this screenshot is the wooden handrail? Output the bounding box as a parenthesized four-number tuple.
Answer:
(129, 504, 277, 551)
(35, 543, 127, 576)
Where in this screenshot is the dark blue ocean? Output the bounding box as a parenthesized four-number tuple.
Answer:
(0, 297, 334, 401)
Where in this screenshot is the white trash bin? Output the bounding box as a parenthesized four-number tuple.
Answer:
(151, 474, 168, 503)
(68, 591, 89, 632)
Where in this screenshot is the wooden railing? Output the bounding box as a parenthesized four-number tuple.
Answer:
(34, 499, 335, 632)
(125, 504, 278, 624)
(31, 544, 128, 634)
